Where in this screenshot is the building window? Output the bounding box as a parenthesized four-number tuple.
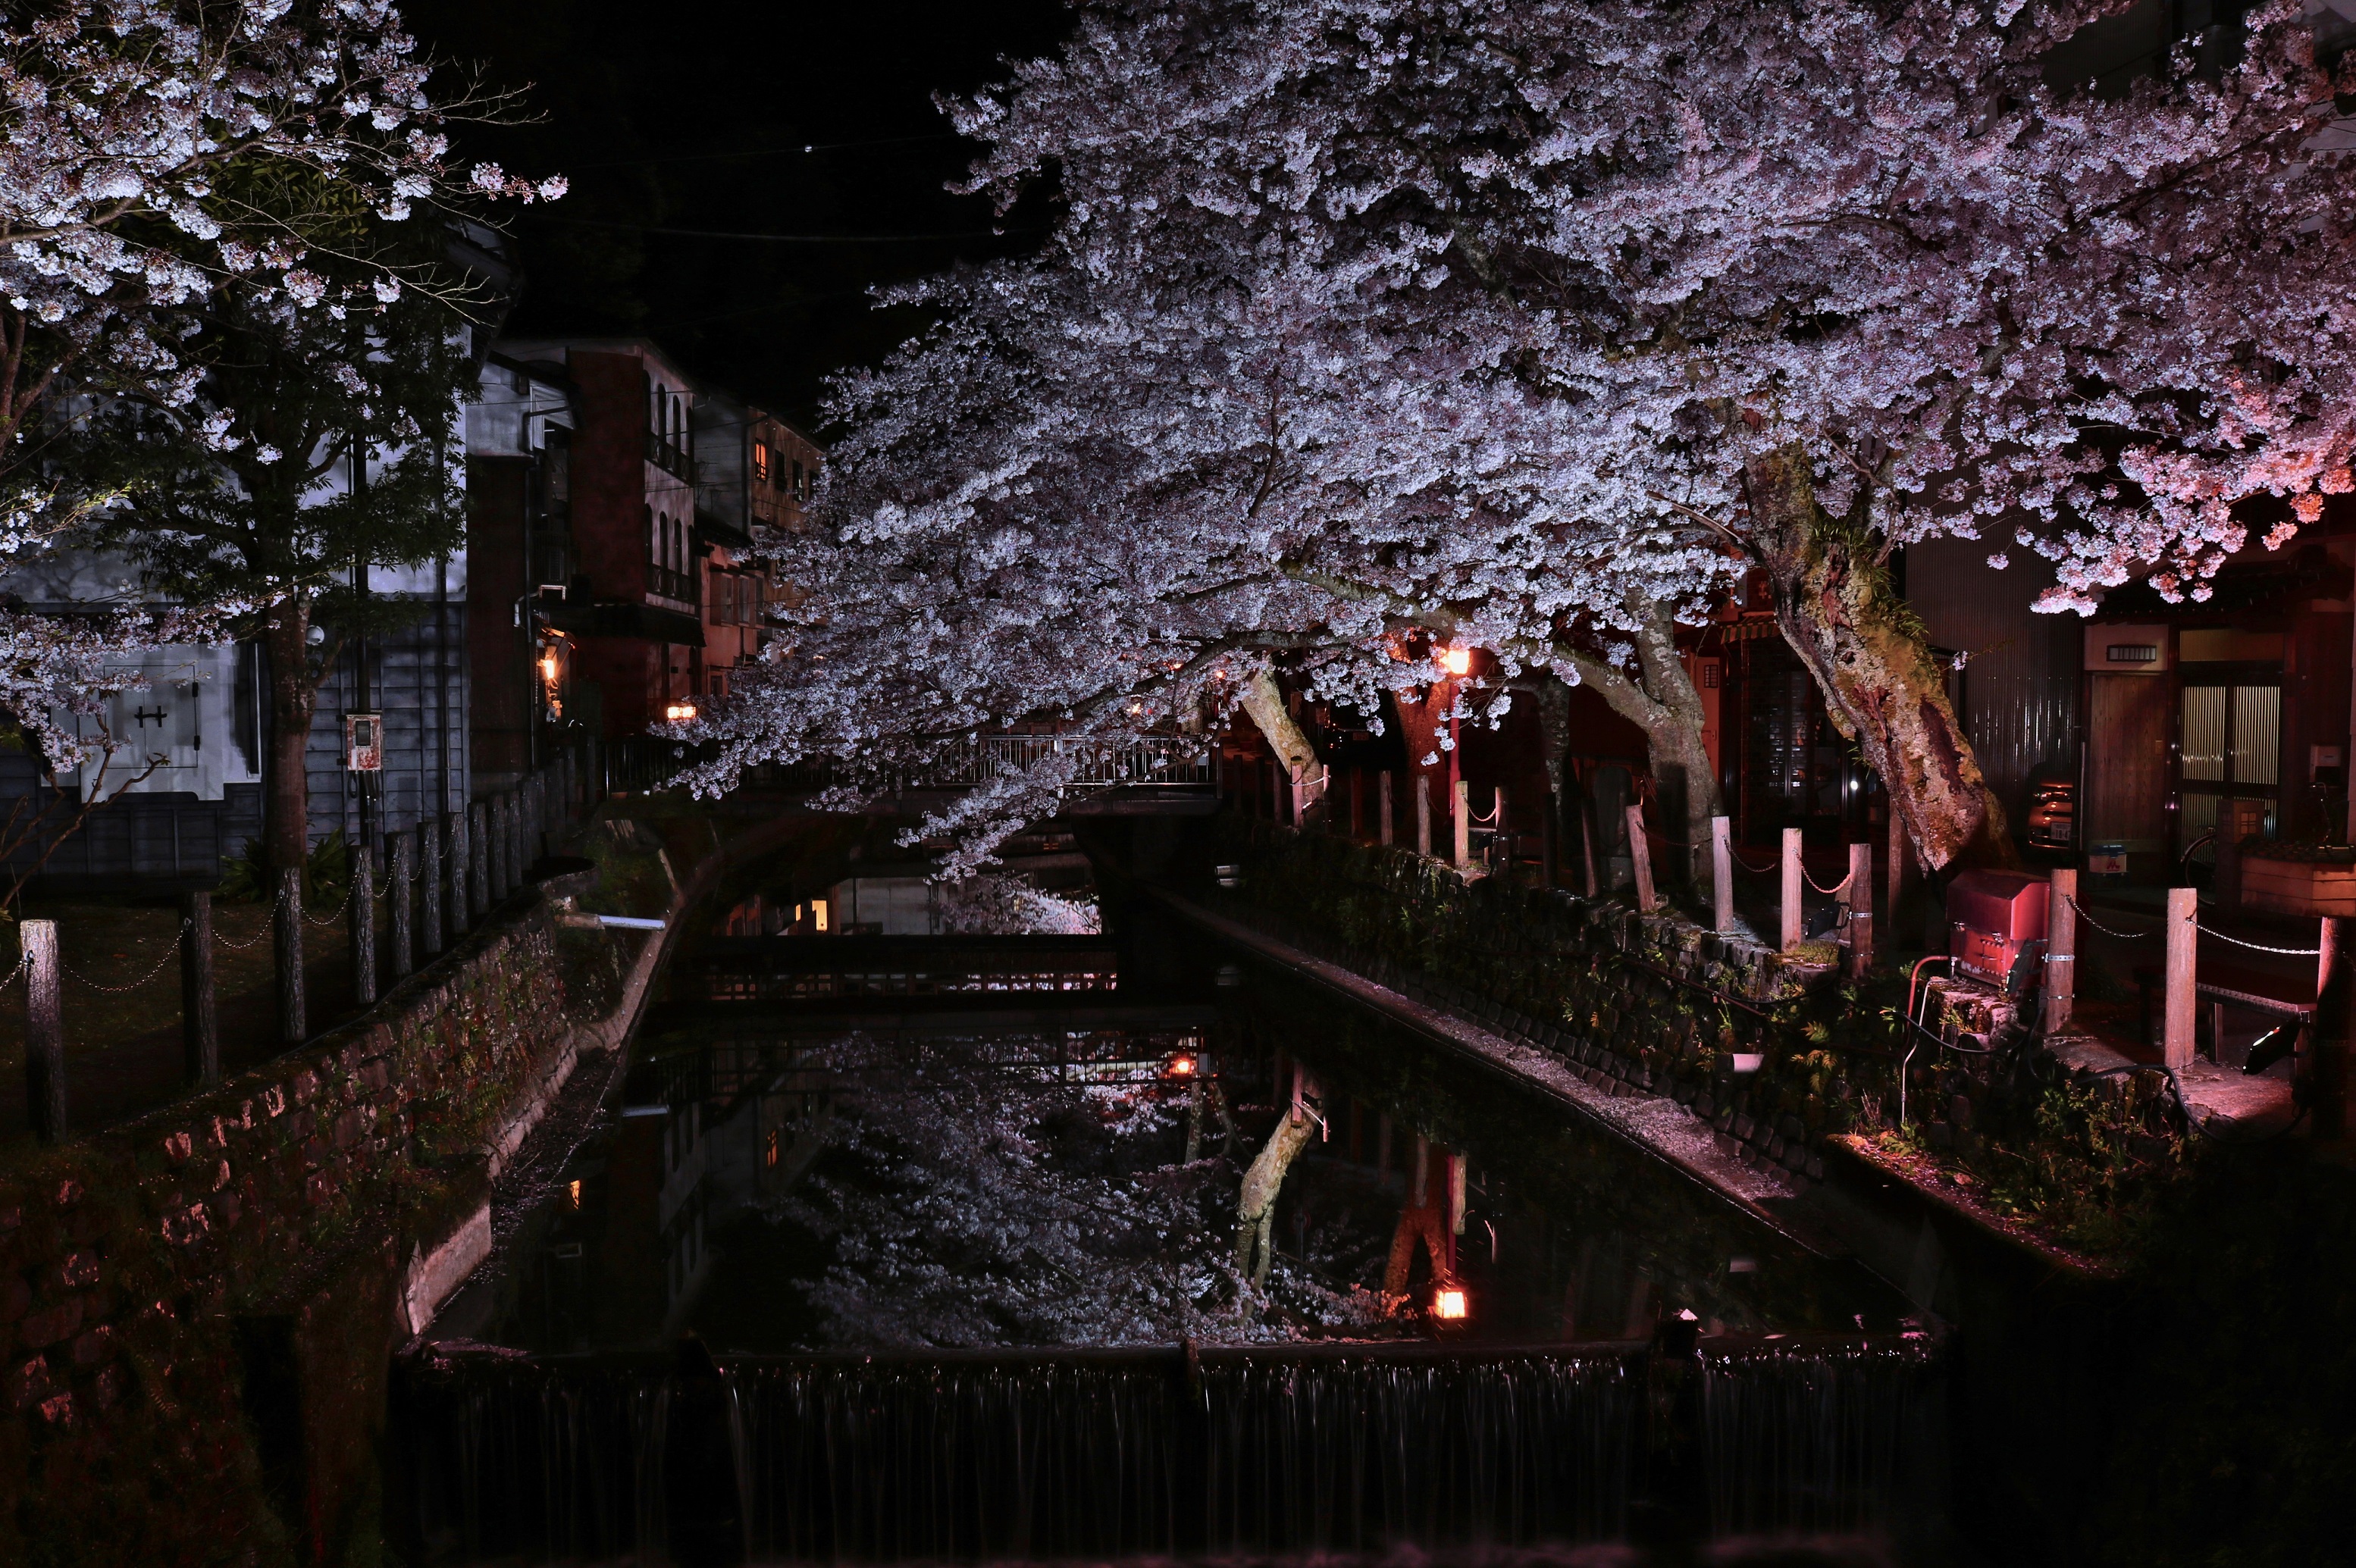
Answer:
(753, 440, 771, 485)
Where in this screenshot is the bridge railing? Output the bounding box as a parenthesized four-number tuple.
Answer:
(744, 734, 1217, 795)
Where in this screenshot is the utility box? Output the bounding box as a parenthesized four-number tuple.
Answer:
(343, 712, 383, 772)
(1948, 869, 2050, 987)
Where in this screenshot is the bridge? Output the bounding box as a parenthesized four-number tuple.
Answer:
(723, 733, 1223, 815)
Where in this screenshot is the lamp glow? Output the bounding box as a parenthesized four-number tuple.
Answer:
(1433, 1286, 1469, 1320)
(1440, 647, 1472, 676)
(664, 702, 698, 722)
(1165, 1054, 1198, 1078)
(540, 655, 559, 681)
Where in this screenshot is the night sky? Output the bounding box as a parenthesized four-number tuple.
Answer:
(405, 0, 1076, 430)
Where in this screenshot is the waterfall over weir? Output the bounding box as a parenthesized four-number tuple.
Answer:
(396, 1336, 1941, 1562)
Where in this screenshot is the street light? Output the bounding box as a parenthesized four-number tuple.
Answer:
(1440, 646, 1472, 676)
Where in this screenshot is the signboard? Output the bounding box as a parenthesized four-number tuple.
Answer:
(343, 712, 384, 772)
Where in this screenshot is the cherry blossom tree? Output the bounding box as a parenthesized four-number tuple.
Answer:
(945, 0, 2356, 872)
(0, 1, 559, 880)
(2, 0, 559, 536)
(708, 1, 2356, 879)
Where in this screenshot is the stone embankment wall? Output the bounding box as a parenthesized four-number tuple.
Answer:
(1210, 821, 2179, 1250)
(0, 893, 630, 1566)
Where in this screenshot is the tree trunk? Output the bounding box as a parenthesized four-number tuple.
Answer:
(1559, 591, 1721, 894)
(1237, 662, 1324, 826)
(263, 596, 321, 872)
(1234, 1100, 1316, 1285)
(1743, 445, 2016, 874)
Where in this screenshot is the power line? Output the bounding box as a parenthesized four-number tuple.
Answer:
(534, 215, 1026, 244)
(564, 133, 966, 172)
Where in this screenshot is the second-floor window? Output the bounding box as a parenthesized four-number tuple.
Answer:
(753, 441, 772, 486)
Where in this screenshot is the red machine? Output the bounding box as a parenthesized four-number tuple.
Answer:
(1947, 869, 2049, 986)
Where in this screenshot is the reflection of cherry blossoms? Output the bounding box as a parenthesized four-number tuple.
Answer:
(768, 1041, 1396, 1347)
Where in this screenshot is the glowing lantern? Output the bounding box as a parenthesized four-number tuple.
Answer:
(664, 701, 698, 722)
(1165, 1054, 1198, 1078)
(1440, 646, 1472, 676)
(1433, 1286, 1469, 1320)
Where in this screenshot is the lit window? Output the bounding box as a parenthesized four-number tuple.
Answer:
(753, 441, 771, 484)
(763, 1128, 780, 1169)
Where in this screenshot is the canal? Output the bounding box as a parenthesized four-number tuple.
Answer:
(394, 851, 1945, 1562)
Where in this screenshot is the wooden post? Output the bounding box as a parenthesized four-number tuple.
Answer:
(1349, 768, 1364, 840)
(274, 865, 305, 1047)
(469, 802, 490, 919)
(181, 891, 217, 1087)
(1269, 759, 1282, 824)
(1415, 775, 1433, 857)
(487, 797, 509, 903)
(1580, 786, 1600, 897)
(1845, 841, 1874, 970)
(23, 919, 64, 1143)
(390, 831, 415, 980)
(420, 816, 445, 956)
(1494, 784, 1509, 872)
(446, 808, 469, 936)
(1379, 771, 1395, 846)
(2163, 884, 2198, 1070)
(2044, 868, 2077, 1034)
(2315, 917, 2345, 1139)
(350, 841, 377, 1008)
(509, 790, 528, 884)
(1453, 778, 1471, 868)
(1781, 827, 1805, 951)
(1712, 816, 1735, 934)
(1625, 804, 1657, 913)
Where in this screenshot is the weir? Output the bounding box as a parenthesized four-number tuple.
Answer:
(396, 1335, 1940, 1561)
(390, 821, 1951, 1563)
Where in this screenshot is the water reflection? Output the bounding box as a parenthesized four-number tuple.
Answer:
(462, 903, 1906, 1355)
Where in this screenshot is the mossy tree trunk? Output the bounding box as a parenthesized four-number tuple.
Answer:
(1237, 662, 1325, 825)
(1744, 444, 2016, 874)
(1559, 590, 1720, 894)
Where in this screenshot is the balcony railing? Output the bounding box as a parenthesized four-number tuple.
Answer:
(647, 563, 698, 606)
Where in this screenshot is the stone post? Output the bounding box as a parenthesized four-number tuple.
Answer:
(180, 891, 216, 1088)
(1712, 816, 1735, 934)
(23, 919, 64, 1142)
(2044, 868, 2076, 1034)
(2163, 884, 2198, 1070)
(1453, 778, 1471, 869)
(1416, 775, 1433, 858)
(1781, 827, 1805, 951)
(2315, 916, 2345, 1139)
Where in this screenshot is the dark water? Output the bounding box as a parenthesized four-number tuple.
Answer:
(399, 900, 1941, 1560)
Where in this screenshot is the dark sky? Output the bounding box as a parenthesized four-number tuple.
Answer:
(405, 0, 1076, 430)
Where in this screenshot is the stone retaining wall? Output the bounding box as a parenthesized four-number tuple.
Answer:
(1207, 819, 2172, 1235)
(0, 895, 616, 1566)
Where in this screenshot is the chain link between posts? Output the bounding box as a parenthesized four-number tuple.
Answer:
(63, 919, 191, 994)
